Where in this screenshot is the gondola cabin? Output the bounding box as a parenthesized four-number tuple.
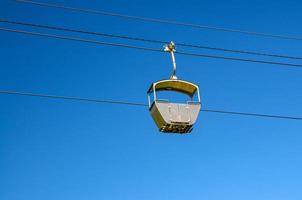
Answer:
(147, 79, 201, 133)
(148, 42, 201, 134)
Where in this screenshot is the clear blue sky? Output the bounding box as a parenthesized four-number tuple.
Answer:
(1, 0, 302, 200)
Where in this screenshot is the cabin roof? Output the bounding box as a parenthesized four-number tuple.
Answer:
(148, 79, 199, 97)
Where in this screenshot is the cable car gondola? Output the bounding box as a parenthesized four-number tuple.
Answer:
(147, 42, 201, 134)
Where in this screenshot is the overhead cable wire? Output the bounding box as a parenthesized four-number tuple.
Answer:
(0, 90, 147, 107)
(15, 0, 302, 41)
(176, 51, 302, 67)
(1, 90, 302, 121)
(200, 109, 302, 121)
(1, 27, 302, 68)
(1, 19, 302, 60)
(0, 27, 162, 52)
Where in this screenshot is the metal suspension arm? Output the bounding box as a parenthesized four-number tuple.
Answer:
(164, 41, 177, 80)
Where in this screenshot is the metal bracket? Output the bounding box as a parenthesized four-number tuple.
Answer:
(164, 41, 177, 80)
